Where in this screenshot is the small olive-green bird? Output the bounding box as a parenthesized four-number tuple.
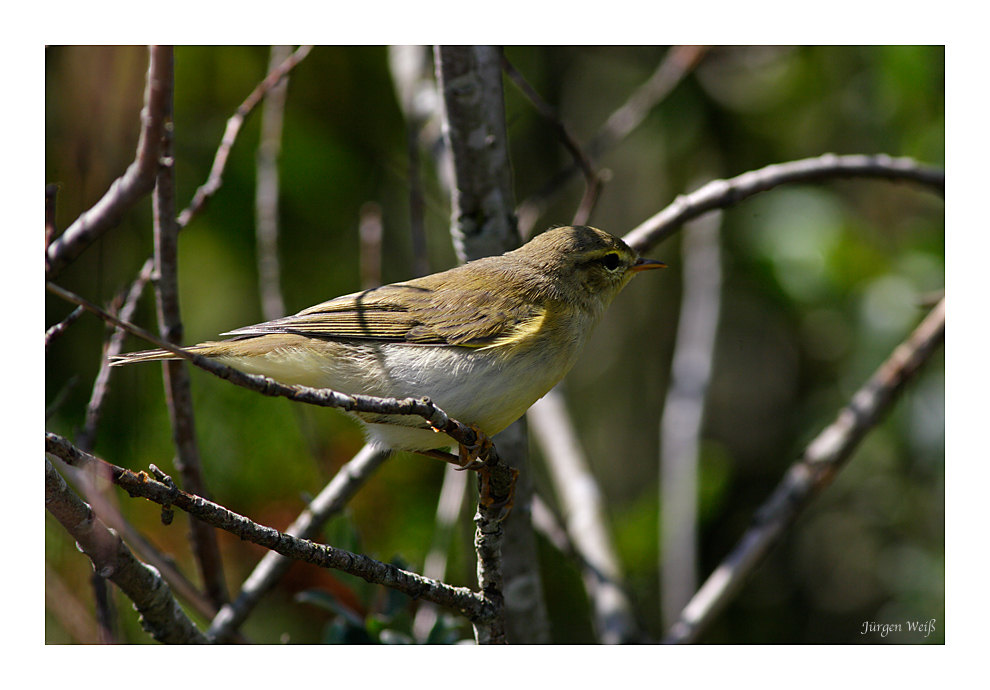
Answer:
(112, 225, 664, 453)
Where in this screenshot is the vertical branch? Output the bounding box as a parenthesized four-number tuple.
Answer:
(388, 45, 436, 278)
(150, 46, 229, 608)
(434, 45, 520, 261)
(255, 44, 292, 321)
(659, 207, 723, 629)
(434, 44, 550, 644)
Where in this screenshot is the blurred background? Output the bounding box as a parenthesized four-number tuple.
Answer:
(45, 46, 944, 644)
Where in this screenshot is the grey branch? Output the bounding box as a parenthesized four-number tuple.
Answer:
(660, 208, 723, 628)
(529, 388, 641, 643)
(150, 47, 229, 609)
(255, 45, 293, 321)
(435, 44, 549, 644)
(624, 153, 945, 254)
(45, 46, 171, 279)
(435, 45, 521, 261)
(663, 297, 945, 644)
(45, 434, 495, 627)
(45, 458, 210, 644)
(208, 444, 389, 639)
(178, 45, 313, 229)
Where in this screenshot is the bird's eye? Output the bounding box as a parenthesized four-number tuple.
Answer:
(600, 252, 622, 271)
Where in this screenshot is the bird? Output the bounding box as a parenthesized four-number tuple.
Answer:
(111, 225, 664, 460)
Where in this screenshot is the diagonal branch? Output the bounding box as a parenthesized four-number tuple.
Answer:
(501, 54, 603, 228)
(516, 46, 706, 237)
(663, 297, 945, 644)
(46, 46, 171, 279)
(45, 458, 210, 644)
(178, 45, 313, 229)
(207, 444, 390, 639)
(45, 434, 496, 627)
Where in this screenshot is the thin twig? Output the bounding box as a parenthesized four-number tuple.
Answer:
(45, 306, 84, 350)
(663, 298, 945, 644)
(45, 183, 59, 258)
(207, 444, 390, 640)
(589, 45, 708, 159)
(177, 45, 313, 229)
(77, 277, 147, 450)
(501, 54, 603, 227)
(45, 434, 496, 625)
(516, 46, 706, 237)
(624, 153, 945, 255)
(45, 458, 210, 644)
(45, 46, 171, 279)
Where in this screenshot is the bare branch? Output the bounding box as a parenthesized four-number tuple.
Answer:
(45, 458, 210, 644)
(529, 388, 641, 643)
(589, 45, 708, 158)
(660, 207, 723, 628)
(207, 444, 389, 639)
(46, 46, 171, 279)
(255, 45, 293, 321)
(624, 153, 945, 254)
(178, 45, 313, 229)
(45, 434, 495, 627)
(501, 54, 603, 227)
(435, 44, 549, 644)
(435, 45, 521, 261)
(516, 46, 706, 237)
(663, 297, 945, 644)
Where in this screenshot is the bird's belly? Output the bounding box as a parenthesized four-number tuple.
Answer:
(216, 337, 581, 452)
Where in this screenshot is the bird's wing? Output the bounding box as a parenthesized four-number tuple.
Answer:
(224, 272, 544, 348)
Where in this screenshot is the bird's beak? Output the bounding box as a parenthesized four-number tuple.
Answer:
(631, 258, 667, 272)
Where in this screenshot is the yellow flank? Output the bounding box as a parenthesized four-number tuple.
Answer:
(476, 306, 547, 350)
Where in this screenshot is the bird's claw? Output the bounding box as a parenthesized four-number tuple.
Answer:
(456, 424, 493, 471)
